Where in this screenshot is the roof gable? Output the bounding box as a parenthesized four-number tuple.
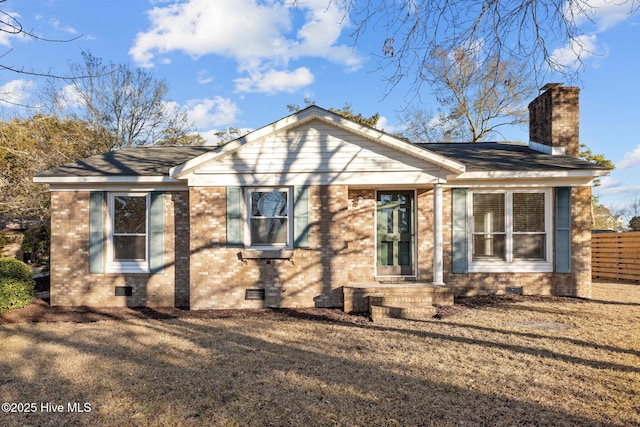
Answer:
(170, 106, 466, 181)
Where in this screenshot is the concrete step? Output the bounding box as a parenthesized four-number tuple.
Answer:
(370, 304, 437, 321)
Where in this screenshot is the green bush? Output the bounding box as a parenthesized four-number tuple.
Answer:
(0, 258, 34, 312)
(0, 257, 33, 281)
(0, 277, 35, 312)
(21, 224, 50, 265)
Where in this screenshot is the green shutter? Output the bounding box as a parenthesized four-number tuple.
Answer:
(149, 192, 165, 274)
(452, 188, 468, 274)
(226, 186, 243, 247)
(555, 187, 572, 273)
(89, 191, 104, 274)
(294, 186, 310, 248)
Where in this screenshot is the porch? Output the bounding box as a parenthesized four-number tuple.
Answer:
(343, 282, 454, 321)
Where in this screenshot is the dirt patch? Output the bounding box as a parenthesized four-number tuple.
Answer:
(0, 298, 373, 325)
(0, 294, 557, 325)
(1, 280, 634, 325)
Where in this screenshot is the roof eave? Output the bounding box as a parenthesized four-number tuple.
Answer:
(33, 176, 184, 184)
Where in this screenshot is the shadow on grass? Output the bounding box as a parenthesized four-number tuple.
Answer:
(1, 315, 623, 427)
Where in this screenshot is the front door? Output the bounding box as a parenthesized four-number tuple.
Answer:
(376, 191, 415, 276)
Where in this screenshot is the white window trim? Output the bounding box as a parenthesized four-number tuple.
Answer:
(467, 188, 553, 273)
(106, 192, 150, 274)
(244, 187, 294, 250)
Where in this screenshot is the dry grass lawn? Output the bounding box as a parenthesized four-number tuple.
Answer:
(1, 281, 639, 426)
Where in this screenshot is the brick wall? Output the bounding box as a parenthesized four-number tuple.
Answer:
(49, 183, 592, 308)
(443, 186, 593, 298)
(49, 190, 188, 307)
(416, 188, 434, 281)
(189, 185, 349, 310)
(346, 189, 375, 283)
(529, 86, 580, 157)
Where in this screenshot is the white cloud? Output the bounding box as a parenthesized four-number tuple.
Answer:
(130, 0, 362, 93)
(375, 116, 398, 134)
(567, 0, 637, 31)
(597, 175, 620, 190)
(554, 0, 635, 70)
(50, 18, 77, 35)
(197, 70, 214, 85)
(0, 79, 35, 105)
(130, 0, 290, 66)
(550, 34, 605, 69)
(234, 66, 314, 94)
(0, 11, 22, 47)
(57, 84, 84, 109)
(184, 96, 240, 129)
(617, 144, 640, 170)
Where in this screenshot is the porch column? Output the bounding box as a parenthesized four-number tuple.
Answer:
(433, 183, 445, 285)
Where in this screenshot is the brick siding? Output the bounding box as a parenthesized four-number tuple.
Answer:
(442, 186, 593, 298)
(49, 183, 592, 308)
(49, 190, 188, 307)
(189, 185, 349, 310)
(529, 86, 580, 157)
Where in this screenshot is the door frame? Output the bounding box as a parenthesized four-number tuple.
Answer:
(374, 189, 417, 278)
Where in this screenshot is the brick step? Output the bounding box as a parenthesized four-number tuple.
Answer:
(369, 304, 437, 321)
(343, 284, 454, 313)
(369, 295, 433, 307)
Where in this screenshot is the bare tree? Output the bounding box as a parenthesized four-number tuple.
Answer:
(301, 0, 639, 95)
(401, 48, 536, 142)
(401, 107, 464, 143)
(49, 51, 201, 149)
(0, 1, 81, 78)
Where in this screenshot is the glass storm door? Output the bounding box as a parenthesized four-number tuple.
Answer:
(376, 191, 415, 276)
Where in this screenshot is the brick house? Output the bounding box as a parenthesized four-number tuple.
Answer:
(34, 84, 609, 312)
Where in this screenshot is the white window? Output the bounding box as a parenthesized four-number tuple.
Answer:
(469, 189, 552, 272)
(245, 188, 293, 248)
(106, 193, 150, 273)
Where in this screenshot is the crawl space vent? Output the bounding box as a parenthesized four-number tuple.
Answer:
(245, 289, 266, 301)
(115, 286, 133, 297)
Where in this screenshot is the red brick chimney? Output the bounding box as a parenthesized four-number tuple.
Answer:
(528, 83, 580, 158)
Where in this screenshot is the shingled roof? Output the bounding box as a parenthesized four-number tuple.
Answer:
(422, 142, 609, 172)
(35, 141, 607, 180)
(35, 146, 217, 178)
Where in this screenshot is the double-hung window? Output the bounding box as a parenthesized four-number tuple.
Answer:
(245, 188, 293, 248)
(107, 193, 150, 273)
(469, 189, 552, 272)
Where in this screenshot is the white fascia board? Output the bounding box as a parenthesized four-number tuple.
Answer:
(170, 106, 467, 178)
(453, 169, 609, 180)
(33, 175, 184, 184)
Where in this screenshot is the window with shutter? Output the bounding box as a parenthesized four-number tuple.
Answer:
(106, 192, 154, 273)
(467, 189, 553, 273)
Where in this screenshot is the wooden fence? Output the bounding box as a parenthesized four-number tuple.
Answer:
(592, 231, 640, 282)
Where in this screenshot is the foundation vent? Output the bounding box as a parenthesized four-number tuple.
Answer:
(245, 289, 266, 301)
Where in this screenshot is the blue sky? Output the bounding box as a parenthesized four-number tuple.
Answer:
(0, 0, 638, 213)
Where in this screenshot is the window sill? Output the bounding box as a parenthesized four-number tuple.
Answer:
(468, 261, 553, 273)
(106, 261, 150, 274)
(239, 250, 294, 260)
